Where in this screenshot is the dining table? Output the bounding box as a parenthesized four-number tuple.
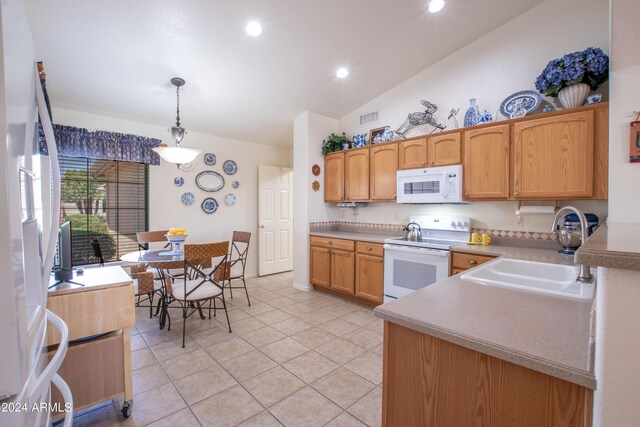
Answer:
(120, 249, 185, 330)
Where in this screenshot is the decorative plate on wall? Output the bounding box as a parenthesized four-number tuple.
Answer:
(201, 197, 219, 214)
(232, 180, 240, 189)
(224, 193, 236, 206)
(181, 192, 195, 206)
(178, 161, 194, 172)
(312, 164, 321, 176)
(174, 177, 184, 186)
(195, 170, 225, 192)
(204, 153, 216, 166)
(312, 180, 320, 192)
(223, 160, 238, 175)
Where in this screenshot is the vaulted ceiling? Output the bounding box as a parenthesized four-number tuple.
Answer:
(26, 0, 545, 147)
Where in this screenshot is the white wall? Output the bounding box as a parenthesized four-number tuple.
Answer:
(328, 0, 609, 231)
(292, 111, 338, 290)
(593, 1, 640, 425)
(53, 107, 291, 276)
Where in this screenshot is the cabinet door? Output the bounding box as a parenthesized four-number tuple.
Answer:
(398, 138, 427, 170)
(331, 249, 355, 295)
(355, 254, 384, 304)
(513, 111, 594, 199)
(370, 144, 398, 200)
(345, 149, 370, 201)
(324, 152, 345, 202)
(428, 132, 461, 166)
(310, 246, 331, 288)
(463, 124, 510, 199)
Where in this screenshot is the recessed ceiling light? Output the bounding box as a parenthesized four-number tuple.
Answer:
(245, 21, 262, 37)
(428, 0, 445, 13)
(336, 68, 349, 79)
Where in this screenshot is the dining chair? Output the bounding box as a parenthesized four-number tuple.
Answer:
(90, 238, 104, 266)
(216, 231, 252, 306)
(165, 241, 231, 347)
(129, 264, 163, 318)
(136, 229, 182, 279)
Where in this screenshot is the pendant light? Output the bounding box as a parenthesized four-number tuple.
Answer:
(153, 77, 201, 165)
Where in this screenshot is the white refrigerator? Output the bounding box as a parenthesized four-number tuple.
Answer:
(0, 0, 73, 426)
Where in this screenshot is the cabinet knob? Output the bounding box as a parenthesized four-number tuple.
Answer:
(328, 241, 333, 245)
(367, 246, 373, 251)
(431, 161, 435, 165)
(468, 259, 477, 265)
(515, 191, 520, 197)
(421, 161, 426, 165)
(379, 258, 383, 263)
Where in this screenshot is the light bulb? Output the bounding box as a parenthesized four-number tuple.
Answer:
(336, 68, 349, 79)
(428, 0, 445, 13)
(245, 21, 262, 37)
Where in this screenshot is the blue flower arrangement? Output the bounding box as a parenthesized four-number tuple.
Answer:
(535, 47, 609, 97)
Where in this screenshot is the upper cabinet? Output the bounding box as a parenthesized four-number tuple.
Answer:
(370, 144, 398, 200)
(398, 138, 427, 170)
(345, 148, 370, 201)
(324, 152, 345, 202)
(513, 111, 594, 199)
(463, 124, 510, 199)
(428, 132, 461, 167)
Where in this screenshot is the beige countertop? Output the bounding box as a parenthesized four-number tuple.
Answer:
(576, 223, 640, 271)
(48, 266, 133, 295)
(375, 244, 595, 389)
(309, 230, 394, 244)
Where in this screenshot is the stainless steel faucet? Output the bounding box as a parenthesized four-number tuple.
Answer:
(551, 206, 593, 283)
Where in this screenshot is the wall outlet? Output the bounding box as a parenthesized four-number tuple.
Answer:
(515, 210, 524, 227)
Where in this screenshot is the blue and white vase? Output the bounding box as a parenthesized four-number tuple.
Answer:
(463, 98, 480, 127)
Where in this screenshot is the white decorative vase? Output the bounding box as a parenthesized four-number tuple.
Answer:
(557, 83, 590, 109)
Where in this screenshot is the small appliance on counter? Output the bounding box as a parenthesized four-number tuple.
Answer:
(384, 215, 471, 302)
(556, 213, 599, 254)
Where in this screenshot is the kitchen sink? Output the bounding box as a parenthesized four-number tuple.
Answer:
(460, 258, 595, 300)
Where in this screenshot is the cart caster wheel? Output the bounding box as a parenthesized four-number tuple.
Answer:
(122, 401, 133, 418)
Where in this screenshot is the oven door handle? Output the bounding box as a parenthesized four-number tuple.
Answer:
(383, 244, 449, 256)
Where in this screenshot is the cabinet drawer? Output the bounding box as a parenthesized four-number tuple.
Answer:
(310, 236, 355, 251)
(451, 252, 496, 271)
(356, 241, 384, 257)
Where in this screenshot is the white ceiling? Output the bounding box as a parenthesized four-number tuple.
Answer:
(26, 0, 545, 147)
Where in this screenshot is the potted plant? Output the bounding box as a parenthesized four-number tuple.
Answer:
(321, 132, 350, 155)
(535, 47, 609, 110)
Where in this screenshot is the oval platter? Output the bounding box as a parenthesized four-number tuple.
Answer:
(499, 90, 541, 118)
(195, 170, 225, 192)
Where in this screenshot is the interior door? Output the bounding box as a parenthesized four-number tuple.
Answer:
(258, 165, 293, 276)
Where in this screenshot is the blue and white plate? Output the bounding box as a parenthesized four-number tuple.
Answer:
(204, 153, 216, 166)
(174, 177, 184, 187)
(223, 160, 238, 175)
(499, 90, 541, 118)
(201, 197, 219, 214)
(224, 193, 236, 206)
(181, 192, 195, 206)
(232, 180, 240, 189)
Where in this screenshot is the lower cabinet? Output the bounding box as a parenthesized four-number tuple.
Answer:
(450, 251, 497, 275)
(310, 236, 384, 304)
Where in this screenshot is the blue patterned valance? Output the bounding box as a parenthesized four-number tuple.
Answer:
(39, 124, 162, 165)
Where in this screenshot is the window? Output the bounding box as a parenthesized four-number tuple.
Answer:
(59, 157, 148, 265)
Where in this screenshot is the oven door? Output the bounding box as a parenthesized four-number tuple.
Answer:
(383, 244, 449, 302)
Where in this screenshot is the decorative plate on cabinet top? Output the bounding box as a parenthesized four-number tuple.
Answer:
(232, 180, 240, 189)
(201, 197, 219, 214)
(223, 160, 238, 175)
(203, 153, 216, 166)
(195, 170, 225, 192)
(181, 192, 195, 206)
(312, 164, 321, 176)
(178, 161, 194, 172)
(499, 90, 541, 118)
(174, 177, 184, 186)
(224, 193, 236, 206)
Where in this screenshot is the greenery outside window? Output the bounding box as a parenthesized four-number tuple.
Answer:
(59, 157, 148, 265)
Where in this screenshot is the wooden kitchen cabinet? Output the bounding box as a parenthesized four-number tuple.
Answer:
(463, 124, 510, 199)
(383, 322, 593, 427)
(324, 152, 345, 202)
(370, 143, 398, 200)
(355, 242, 384, 304)
(428, 132, 461, 166)
(450, 251, 497, 275)
(398, 138, 427, 170)
(310, 246, 331, 288)
(513, 110, 595, 199)
(345, 148, 370, 201)
(331, 249, 356, 295)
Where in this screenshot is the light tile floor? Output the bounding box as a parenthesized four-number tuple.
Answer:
(68, 272, 383, 427)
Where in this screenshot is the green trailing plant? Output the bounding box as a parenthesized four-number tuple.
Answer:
(321, 132, 350, 155)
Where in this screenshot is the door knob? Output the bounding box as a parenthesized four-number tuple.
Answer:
(259, 225, 265, 229)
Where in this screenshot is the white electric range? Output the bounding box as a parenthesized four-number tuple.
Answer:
(383, 215, 471, 302)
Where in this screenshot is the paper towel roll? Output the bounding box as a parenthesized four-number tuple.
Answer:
(517, 206, 555, 214)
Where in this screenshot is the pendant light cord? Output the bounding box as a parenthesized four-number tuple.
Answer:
(175, 85, 181, 128)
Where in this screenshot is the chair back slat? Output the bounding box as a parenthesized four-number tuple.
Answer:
(137, 230, 170, 250)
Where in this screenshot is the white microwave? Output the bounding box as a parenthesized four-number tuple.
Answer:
(396, 165, 465, 204)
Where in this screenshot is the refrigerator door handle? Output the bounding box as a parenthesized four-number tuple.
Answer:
(51, 373, 73, 427)
(30, 310, 68, 403)
(34, 64, 61, 285)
